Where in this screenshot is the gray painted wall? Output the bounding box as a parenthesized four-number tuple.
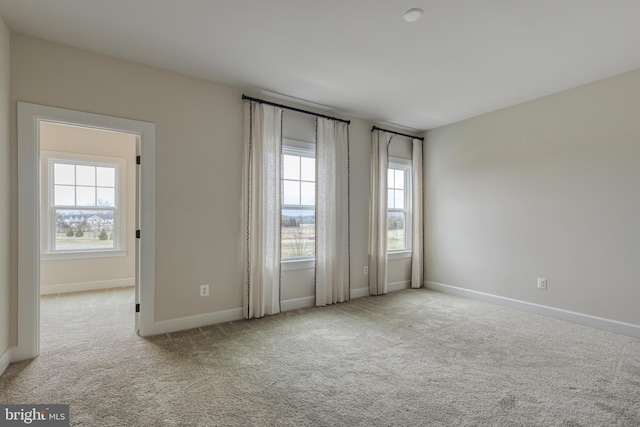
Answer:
(425, 69, 640, 326)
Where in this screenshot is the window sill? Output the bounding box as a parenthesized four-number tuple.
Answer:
(388, 251, 411, 261)
(41, 249, 128, 261)
(281, 258, 315, 271)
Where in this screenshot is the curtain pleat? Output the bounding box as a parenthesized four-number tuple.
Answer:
(369, 130, 393, 295)
(411, 138, 423, 288)
(242, 101, 282, 319)
(316, 118, 350, 305)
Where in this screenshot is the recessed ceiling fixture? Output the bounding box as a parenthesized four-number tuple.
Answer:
(403, 8, 424, 22)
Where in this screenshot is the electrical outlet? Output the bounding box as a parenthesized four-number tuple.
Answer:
(364, 266, 368, 275)
(537, 278, 547, 290)
(200, 284, 210, 297)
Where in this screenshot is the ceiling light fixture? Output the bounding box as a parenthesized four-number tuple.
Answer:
(403, 8, 424, 23)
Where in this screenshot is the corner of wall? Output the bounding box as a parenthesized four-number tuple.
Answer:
(0, 14, 12, 364)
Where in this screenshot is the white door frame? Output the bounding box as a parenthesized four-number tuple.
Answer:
(16, 102, 156, 360)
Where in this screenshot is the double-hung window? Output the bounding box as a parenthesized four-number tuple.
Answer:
(281, 140, 316, 261)
(387, 158, 412, 255)
(42, 151, 127, 259)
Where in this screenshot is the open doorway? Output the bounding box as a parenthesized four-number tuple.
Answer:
(39, 122, 136, 294)
(38, 122, 137, 350)
(16, 103, 156, 361)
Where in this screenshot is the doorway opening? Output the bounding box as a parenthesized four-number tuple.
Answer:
(39, 122, 137, 350)
(17, 103, 156, 361)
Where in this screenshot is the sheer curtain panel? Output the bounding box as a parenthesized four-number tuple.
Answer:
(411, 138, 423, 288)
(369, 130, 393, 295)
(315, 118, 350, 306)
(242, 101, 283, 319)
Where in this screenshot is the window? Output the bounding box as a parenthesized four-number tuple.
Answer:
(388, 159, 411, 253)
(281, 141, 315, 260)
(42, 151, 126, 258)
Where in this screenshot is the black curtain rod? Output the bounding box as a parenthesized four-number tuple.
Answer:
(242, 95, 351, 125)
(372, 126, 424, 141)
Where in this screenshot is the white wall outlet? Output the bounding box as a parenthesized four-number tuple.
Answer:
(537, 278, 547, 290)
(200, 284, 210, 297)
(364, 266, 368, 275)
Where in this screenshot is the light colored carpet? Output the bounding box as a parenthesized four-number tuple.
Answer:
(1, 287, 639, 426)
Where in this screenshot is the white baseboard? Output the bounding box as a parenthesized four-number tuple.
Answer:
(0, 346, 16, 378)
(282, 291, 383, 311)
(40, 278, 135, 295)
(388, 280, 411, 293)
(350, 282, 411, 299)
(281, 296, 315, 312)
(139, 307, 244, 337)
(350, 287, 369, 299)
(141, 289, 381, 336)
(138, 281, 421, 338)
(426, 281, 640, 339)
(277, 286, 411, 311)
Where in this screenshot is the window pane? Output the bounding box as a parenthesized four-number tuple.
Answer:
(96, 167, 115, 187)
(281, 208, 315, 259)
(395, 189, 404, 209)
(54, 185, 75, 206)
(387, 169, 394, 187)
(300, 157, 315, 181)
(300, 182, 315, 205)
(280, 148, 316, 260)
(283, 155, 300, 180)
(76, 186, 96, 206)
(283, 180, 300, 205)
(76, 165, 96, 186)
(395, 170, 404, 189)
(387, 211, 406, 251)
(54, 209, 115, 251)
(388, 189, 394, 209)
(54, 163, 75, 185)
(97, 187, 115, 207)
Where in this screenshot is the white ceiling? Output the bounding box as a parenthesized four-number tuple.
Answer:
(1, 1, 640, 131)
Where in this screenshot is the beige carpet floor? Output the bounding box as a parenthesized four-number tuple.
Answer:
(1, 287, 639, 426)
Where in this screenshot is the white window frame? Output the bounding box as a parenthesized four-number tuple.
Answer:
(41, 150, 127, 260)
(388, 157, 412, 260)
(281, 139, 316, 269)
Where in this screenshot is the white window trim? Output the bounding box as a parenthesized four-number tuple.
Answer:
(282, 139, 316, 263)
(388, 157, 412, 257)
(388, 251, 412, 261)
(281, 259, 315, 271)
(41, 150, 127, 260)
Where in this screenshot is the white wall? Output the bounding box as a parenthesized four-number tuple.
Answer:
(8, 34, 417, 338)
(425, 69, 640, 326)
(39, 122, 136, 292)
(0, 15, 11, 361)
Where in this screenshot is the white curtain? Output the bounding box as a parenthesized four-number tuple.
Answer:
(316, 118, 350, 305)
(242, 101, 282, 319)
(369, 130, 393, 295)
(411, 138, 423, 288)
